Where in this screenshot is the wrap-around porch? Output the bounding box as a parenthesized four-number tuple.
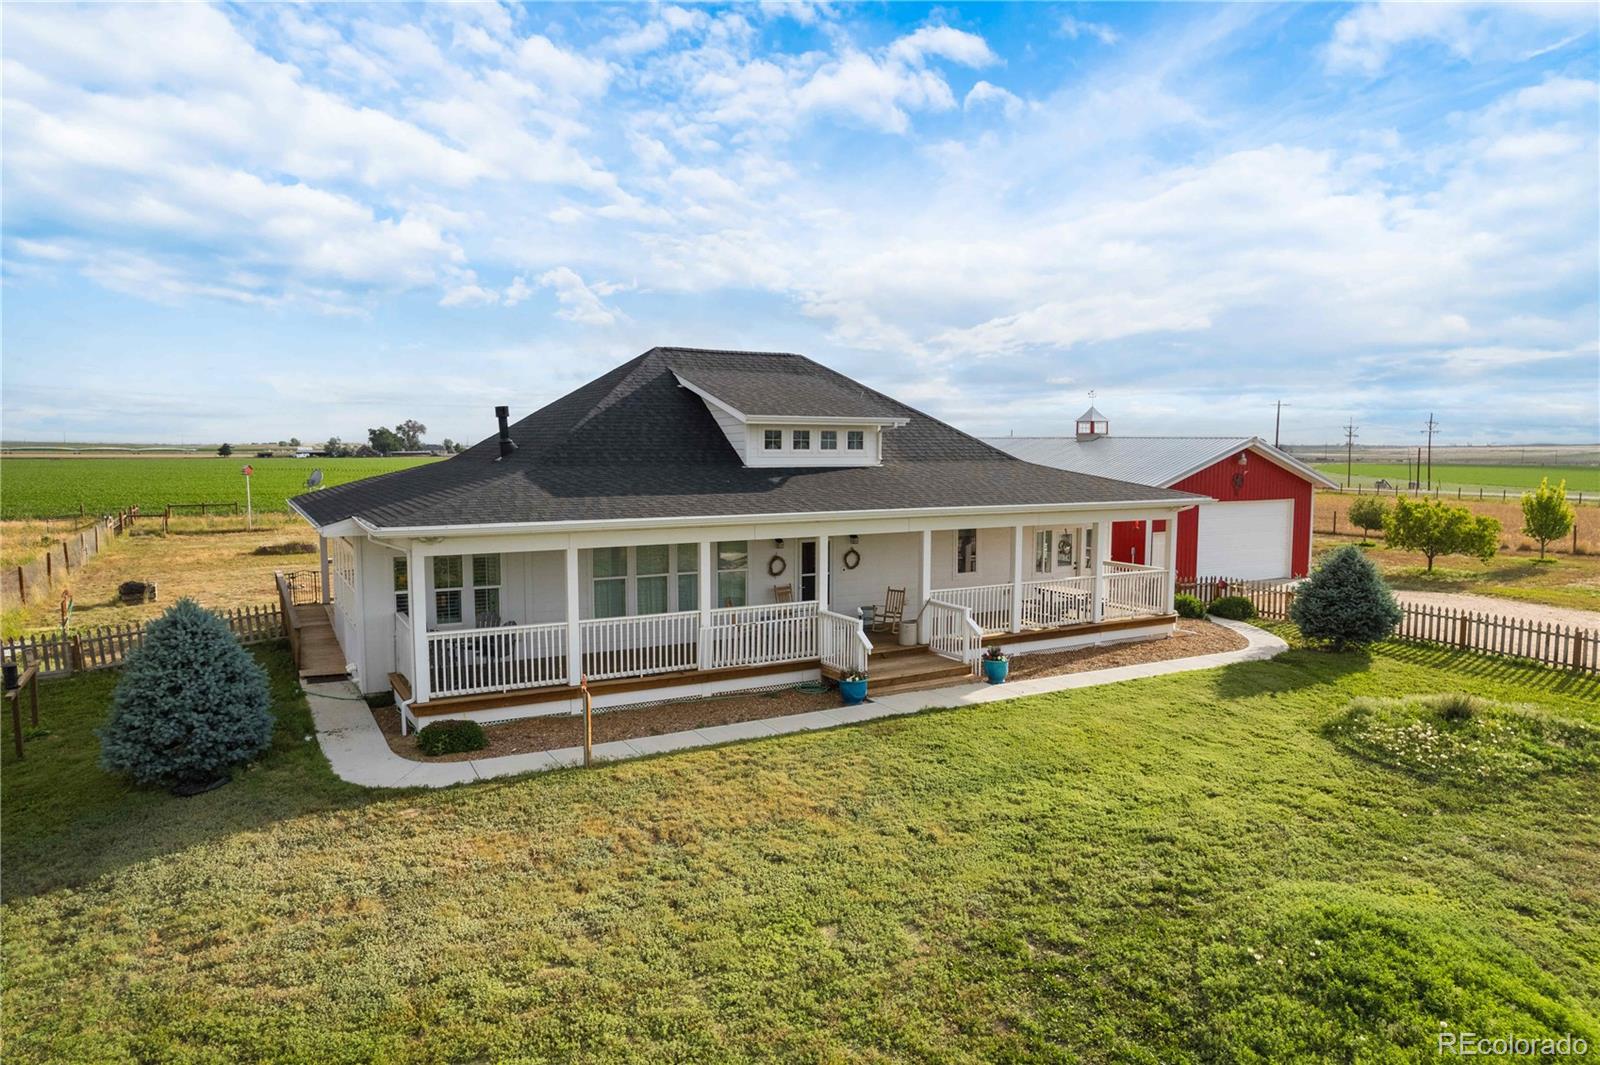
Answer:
(356, 519, 1175, 716)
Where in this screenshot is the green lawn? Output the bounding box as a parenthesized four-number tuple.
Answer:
(3, 640, 1598, 1063)
(1314, 462, 1600, 495)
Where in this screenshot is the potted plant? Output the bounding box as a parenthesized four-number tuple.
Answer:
(981, 647, 1009, 685)
(839, 670, 869, 705)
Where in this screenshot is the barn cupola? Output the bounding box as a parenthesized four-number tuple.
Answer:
(1074, 403, 1109, 441)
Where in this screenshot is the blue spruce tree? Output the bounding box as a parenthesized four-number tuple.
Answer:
(100, 599, 274, 787)
(1289, 546, 1403, 652)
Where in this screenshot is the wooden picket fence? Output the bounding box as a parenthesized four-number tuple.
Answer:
(1179, 575, 1598, 674)
(0, 604, 284, 679)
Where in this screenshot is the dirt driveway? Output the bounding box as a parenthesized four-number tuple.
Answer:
(1390, 590, 1600, 629)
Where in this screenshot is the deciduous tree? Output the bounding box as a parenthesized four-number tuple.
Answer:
(395, 419, 427, 450)
(1384, 496, 1499, 572)
(1347, 496, 1389, 544)
(1521, 478, 1574, 560)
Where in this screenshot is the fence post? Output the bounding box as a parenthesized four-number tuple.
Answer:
(1457, 613, 1469, 649)
(70, 634, 85, 673)
(1574, 631, 1586, 672)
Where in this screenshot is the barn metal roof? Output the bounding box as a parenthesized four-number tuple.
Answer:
(984, 435, 1339, 490)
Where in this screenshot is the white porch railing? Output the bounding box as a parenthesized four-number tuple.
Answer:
(394, 611, 415, 694)
(927, 583, 1013, 634)
(427, 622, 568, 698)
(819, 609, 871, 676)
(1105, 568, 1165, 619)
(705, 601, 818, 669)
(923, 599, 981, 672)
(1020, 576, 1096, 629)
(579, 611, 700, 681)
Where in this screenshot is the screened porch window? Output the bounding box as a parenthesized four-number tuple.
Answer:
(636, 544, 670, 614)
(717, 541, 748, 607)
(675, 543, 698, 611)
(593, 546, 627, 618)
(433, 556, 463, 625)
(472, 554, 501, 625)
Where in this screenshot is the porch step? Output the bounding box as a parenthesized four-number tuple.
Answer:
(867, 640, 935, 661)
(861, 650, 974, 695)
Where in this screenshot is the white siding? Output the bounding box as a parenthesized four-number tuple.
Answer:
(706, 403, 748, 460)
(826, 532, 921, 617)
(744, 423, 882, 467)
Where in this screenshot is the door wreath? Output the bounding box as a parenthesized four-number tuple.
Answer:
(767, 554, 787, 577)
(842, 547, 861, 570)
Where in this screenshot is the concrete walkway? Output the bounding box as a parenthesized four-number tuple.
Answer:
(305, 618, 1286, 789)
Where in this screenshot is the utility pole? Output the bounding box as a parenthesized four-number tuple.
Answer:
(1422, 413, 1439, 493)
(1273, 400, 1289, 449)
(1342, 418, 1358, 488)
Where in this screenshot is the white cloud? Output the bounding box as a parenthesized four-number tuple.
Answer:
(503, 276, 534, 305)
(964, 80, 1024, 118)
(439, 283, 500, 307)
(886, 25, 998, 68)
(515, 34, 613, 97)
(1059, 15, 1120, 45)
(538, 266, 624, 325)
(1325, 2, 1595, 75)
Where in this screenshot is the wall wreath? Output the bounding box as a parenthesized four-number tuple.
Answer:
(767, 554, 787, 578)
(842, 547, 861, 571)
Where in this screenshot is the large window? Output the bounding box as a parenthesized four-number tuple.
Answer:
(792, 429, 811, 450)
(717, 540, 748, 607)
(636, 544, 670, 615)
(956, 528, 977, 574)
(847, 430, 865, 451)
(676, 543, 698, 611)
(763, 429, 782, 450)
(433, 555, 463, 625)
(1034, 530, 1053, 573)
(593, 546, 627, 618)
(820, 430, 837, 450)
(472, 554, 501, 624)
(393, 556, 408, 615)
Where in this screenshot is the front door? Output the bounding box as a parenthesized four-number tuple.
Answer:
(800, 540, 818, 601)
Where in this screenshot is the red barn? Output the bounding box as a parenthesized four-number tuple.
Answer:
(987, 408, 1337, 580)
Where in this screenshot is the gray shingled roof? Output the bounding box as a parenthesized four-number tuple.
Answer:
(986, 435, 1338, 489)
(675, 365, 903, 419)
(292, 347, 1204, 530)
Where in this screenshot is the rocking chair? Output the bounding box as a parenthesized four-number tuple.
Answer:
(773, 584, 794, 603)
(872, 587, 906, 633)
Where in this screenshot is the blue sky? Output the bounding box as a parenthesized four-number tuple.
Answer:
(3, 1, 1596, 448)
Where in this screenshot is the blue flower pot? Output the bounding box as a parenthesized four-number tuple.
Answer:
(982, 657, 1009, 685)
(839, 677, 868, 705)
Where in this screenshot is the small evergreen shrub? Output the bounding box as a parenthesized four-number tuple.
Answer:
(1207, 595, 1256, 621)
(417, 719, 487, 756)
(1174, 593, 1206, 619)
(1290, 545, 1403, 651)
(100, 598, 274, 788)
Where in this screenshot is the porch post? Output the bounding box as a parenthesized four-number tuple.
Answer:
(408, 541, 430, 704)
(816, 534, 830, 611)
(919, 528, 932, 613)
(1010, 524, 1024, 634)
(698, 540, 713, 666)
(1091, 519, 1109, 623)
(1162, 519, 1177, 614)
(564, 546, 582, 686)
(318, 535, 331, 604)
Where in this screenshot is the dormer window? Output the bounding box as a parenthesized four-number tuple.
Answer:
(820, 430, 837, 450)
(847, 431, 864, 450)
(764, 430, 782, 450)
(793, 430, 811, 450)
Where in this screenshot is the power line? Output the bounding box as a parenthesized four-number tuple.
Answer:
(1421, 413, 1440, 492)
(1342, 417, 1359, 488)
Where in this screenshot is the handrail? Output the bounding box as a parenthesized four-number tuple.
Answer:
(818, 608, 870, 676)
(706, 601, 818, 669)
(927, 584, 1013, 634)
(578, 611, 700, 681)
(273, 571, 301, 665)
(427, 621, 569, 697)
(924, 598, 982, 673)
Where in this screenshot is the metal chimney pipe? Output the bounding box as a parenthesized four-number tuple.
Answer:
(495, 405, 517, 460)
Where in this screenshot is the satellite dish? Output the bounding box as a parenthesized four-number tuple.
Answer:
(305, 468, 324, 490)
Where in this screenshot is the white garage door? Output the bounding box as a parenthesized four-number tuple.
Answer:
(1195, 499, 1294, 580)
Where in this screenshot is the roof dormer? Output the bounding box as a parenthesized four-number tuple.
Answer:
(672, 365, 908, 467)
(1075, 404, 1108, 441)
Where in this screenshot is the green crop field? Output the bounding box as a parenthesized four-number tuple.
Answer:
(0, 456, 439, 519)
(1314, 462, 1600, 495)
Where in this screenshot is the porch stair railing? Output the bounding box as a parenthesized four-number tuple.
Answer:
(818, 609, 871, 676)
(926, 583, 1013, 634)
(923, 598, 982, 673)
